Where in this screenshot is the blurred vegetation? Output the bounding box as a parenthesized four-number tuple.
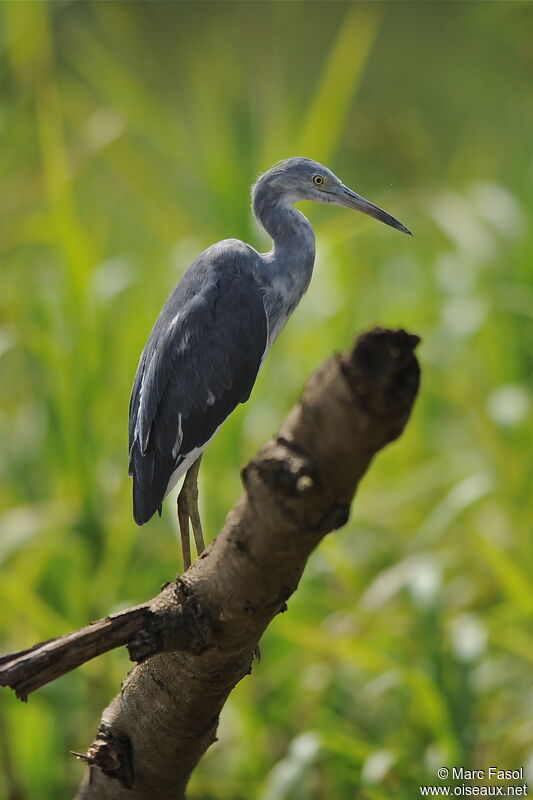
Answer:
(0, 2, 532, 798)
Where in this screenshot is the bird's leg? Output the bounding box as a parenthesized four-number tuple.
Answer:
(186, 455, 205, 556)
(177, 490, 192, 571)
(177, 455, 205, 570)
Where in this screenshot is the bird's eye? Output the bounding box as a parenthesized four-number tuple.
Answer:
(312, 175, 325, 186)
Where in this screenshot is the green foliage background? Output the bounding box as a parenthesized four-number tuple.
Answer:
(1, 2, 532, 798)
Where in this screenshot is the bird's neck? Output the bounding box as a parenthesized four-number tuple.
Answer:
(252, 183, 316, 303)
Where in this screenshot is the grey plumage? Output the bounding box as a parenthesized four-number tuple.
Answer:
(128, 242, 267, 524)
(129, 157, 410, 526)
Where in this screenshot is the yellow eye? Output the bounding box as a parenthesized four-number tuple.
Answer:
(312, 175, 325, 186)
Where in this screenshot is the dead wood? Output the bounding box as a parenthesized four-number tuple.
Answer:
(0, 328, 420, 800)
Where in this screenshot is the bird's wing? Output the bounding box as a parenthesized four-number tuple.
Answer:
(128, 252, 268, 524)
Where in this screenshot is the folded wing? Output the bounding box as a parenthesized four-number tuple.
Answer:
(129, 254, 268, 524)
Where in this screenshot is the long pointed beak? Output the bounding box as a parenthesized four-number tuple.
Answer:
(338, 184, 412, 235)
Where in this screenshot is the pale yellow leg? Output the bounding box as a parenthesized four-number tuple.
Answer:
(177, 455, 204, 571)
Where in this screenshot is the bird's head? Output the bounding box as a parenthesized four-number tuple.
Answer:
(257, 157, 411, 235)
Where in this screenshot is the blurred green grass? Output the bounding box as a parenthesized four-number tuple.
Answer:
(0, 2, 532, 798)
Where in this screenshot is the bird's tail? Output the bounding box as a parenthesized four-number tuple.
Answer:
(130, 441, 169, 525)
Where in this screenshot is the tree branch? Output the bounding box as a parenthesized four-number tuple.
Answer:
(0, 584, 214, 701)
(0, 328, 420, 800)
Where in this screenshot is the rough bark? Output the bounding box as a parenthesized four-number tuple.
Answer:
(0, 587, 213, 700)
(0, 328, 420, 799)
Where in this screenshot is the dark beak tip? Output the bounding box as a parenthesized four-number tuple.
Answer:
(390, 218, 412, 236)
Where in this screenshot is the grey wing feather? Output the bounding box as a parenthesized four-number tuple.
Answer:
(128, 246, 268, 524)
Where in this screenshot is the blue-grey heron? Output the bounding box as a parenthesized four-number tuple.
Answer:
(129, 157, 411, 569)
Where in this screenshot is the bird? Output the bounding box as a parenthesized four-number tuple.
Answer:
(128, 157, 411, 569)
